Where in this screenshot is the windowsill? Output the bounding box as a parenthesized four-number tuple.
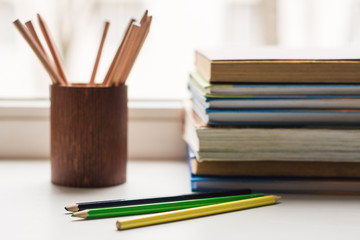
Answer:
(0, 98, 183, 118)
(0, 99, 187, 160)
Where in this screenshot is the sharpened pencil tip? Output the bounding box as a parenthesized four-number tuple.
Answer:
(274, 195, 282, 202)
(72, 210, 89, 219)
(64, 204, 79, 212)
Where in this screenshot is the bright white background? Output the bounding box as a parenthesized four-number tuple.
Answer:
(1, 0, 360, 159)
(1, 0, 360, 100)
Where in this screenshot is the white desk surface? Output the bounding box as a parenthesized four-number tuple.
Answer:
(1, 159, 360, 240)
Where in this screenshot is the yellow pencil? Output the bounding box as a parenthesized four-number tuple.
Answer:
(116, 195, 281, 230)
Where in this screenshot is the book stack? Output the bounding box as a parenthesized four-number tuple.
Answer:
(184, 47, 360, 194)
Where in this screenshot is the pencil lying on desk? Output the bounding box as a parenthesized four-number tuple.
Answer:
(72, 193, 264, 219)
(65, 189, 252, 212)
(116, 195, 281, 230)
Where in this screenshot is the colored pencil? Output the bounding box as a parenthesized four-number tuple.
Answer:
(89, 21, 110, 86)
(72, 193, 264, 219)
(64, 189, 252, 212)
(116, 195, 281, 230)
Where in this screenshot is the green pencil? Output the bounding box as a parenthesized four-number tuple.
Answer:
(72, 193, 264, 219)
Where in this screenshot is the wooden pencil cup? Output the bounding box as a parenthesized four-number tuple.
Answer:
(50, 84, 127, 187)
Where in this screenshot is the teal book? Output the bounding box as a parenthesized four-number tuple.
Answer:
(191, 98, 360, 126)
(189, 75, 360, 110)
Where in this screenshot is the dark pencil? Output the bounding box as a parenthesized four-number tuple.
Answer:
(64, 189, 252, 212)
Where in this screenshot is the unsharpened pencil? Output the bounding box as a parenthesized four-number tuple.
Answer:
(65, 189, 252, 212)
(108, 22, 140, 86)
(115, 11, 149, 86)
(15, 11, 152, 87)
(89, 21, 110, 86)
(72, 193, 264, 219)
(116, 195, 281, 230)
(13, 19, 63, 85)
(102, 18, 135, 86)
(37, 13, 69, 86)
(25, 21, 46, 55)
(116, 13, 152, 86)
(114, 10, 150, 86)
(25, 20, 58, 84)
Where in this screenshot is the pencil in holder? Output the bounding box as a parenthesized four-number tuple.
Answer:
(50, 84, 127, 187)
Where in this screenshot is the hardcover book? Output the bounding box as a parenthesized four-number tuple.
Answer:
(188, 147, 360, 178)
(195, 47, 360, 83)
(190, 71, 360, 97)
(189, 76, 360, 109)
(191, 98, 360, 126)
(183, 102, 360, 162)
(190, 174, 360, 194)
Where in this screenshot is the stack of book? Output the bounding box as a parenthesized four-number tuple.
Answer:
(184, 47, 360, 194)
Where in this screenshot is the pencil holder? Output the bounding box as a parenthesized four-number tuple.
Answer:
(50, 84, 127, 187)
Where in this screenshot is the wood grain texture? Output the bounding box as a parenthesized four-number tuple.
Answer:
(50, 84, 127, 187)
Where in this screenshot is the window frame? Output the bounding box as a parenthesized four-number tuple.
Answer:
(0, 99, 186, 160)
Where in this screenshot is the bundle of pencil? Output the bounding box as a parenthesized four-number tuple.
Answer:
(13, 11, 152, 87)
(65, 190, 281, 230)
